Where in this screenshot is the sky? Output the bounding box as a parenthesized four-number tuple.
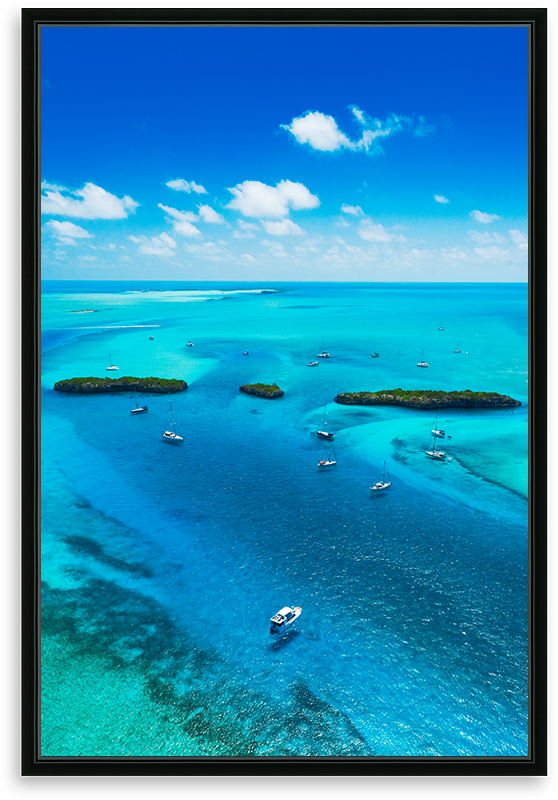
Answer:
(40, 24, 529, 282)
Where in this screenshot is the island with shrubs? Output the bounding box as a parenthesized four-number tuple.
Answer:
(239, 382, 284, 398)
(53, 376, 188, 393)
(334, 389, 521, 410)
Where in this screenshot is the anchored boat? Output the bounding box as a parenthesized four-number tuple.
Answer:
(371, 461, 391, 491)
(162, 398, 183, 443)
(270, 606, 302, 635)
(317, 404, 335, 440)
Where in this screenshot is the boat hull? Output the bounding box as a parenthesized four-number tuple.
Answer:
(131, 406, 148, 414)
(162, 432, 183, 443)
(317, 430, 335, 440)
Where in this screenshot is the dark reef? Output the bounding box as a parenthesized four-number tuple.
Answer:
(334, 389, 521, 410)
(54, 376, 188, 394)
(239, 383, 284, 398)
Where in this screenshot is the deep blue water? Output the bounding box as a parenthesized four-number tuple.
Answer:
(40, 281, 528, 757)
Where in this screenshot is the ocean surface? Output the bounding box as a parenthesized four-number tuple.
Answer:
(40, 281, 529, 757)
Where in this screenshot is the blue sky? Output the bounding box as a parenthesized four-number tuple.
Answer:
(40, 24, 529, 281)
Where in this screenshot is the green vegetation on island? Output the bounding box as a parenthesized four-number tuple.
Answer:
(54, 376, 188, 394)
(334, 389, 521, 410)
(239, 383, 284, 398)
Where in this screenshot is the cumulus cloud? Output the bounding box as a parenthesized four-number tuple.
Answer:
(197, 204, 225, 224)
(226, 179, 319, 218)
(44, 220, 94, 245)
(468, 230, 506, 244)
(232, 220, 258, 239)
(166, 178, 207, 194)
(469, 209, 501, 224)
(341, 204, 364, 216)
(434, 195, 450, 204)
(129, 231, 176, 257)
(41, 182, 139, 219)
(509, 229, 528, 248)
(357, 219, 393, 242)
(158, 203, 201, 236)
(261, 219, 304, 236)
(281, 111, 353, 152)
(281, 106, 433, 155)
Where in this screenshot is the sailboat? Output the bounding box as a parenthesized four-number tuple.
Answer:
(417, 348, 429, 368)
(318, 443, 337, 467)
(307, 348, 319, 366)
(162, 398, 183, 443)
(317, 404, 335, 440)
(370, 350, 380, 358)
(317, 339, 331, 358)
(425, 435, 446, 460)
(371, 461, 391, 491)
(186, 334, 194, 347)
(106, 351, 119, 371)
(131, 385, 148, 414)
(430, 410, 445, 438)
(453, 343, 461, 353)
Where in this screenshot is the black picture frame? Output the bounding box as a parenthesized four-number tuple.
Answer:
(22, 7, 547, 777)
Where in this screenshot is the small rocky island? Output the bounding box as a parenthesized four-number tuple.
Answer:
(334, 389, 521, 410)
(54, 376, 188, 394)
(239, 382, 284, 398)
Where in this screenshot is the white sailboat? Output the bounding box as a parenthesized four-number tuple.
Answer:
(162, 398, 183, 443)
(425, 435, 446, 460)
(417, 348, 429, 368)
(453, 343, 461, 353)
(318, 443, 337, 467)
(131, 385, 148, 414)
(430, 410, 445, 438)
(106, 351, 119, 371)
(307, 348, 319, 366)
(371, 461, 391, 491)
(317, 404, 335, 440)
(317, 338, 331, 358)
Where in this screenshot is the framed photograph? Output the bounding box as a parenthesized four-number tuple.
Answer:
(22, 8, 547, 776)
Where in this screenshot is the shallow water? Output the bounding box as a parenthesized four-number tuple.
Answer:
(40, 281, 528, 757)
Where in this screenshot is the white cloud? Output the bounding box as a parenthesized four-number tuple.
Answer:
(226, 179, 319, 218)
(282, 107, 433, 155)
(434, 195, 449, 204)
(166, 178, 207, 194)
(468, 230, 506, 244)
(41, 182, 139, 219)
(44, 220, 94, 244)
(341, 204, 364, 216)
(261, 219, 304, 236)
(474, 246, 511, 260)
(281, 111, 353, 152)
(232, 220, 258, 239)
(41, 180, 67, 191)
(197, 204, 225, 224)
(158, 204, 201, 236)
(183, 241, 232, 261)
(469, 209, 501, 224)
(129, 231, 177, 257)
(509, 229, 528, 248)
(358, 219, 393, 242)
(241, 253, 255, 262)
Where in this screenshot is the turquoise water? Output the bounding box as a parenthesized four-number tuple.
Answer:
(40, 282, 528, 757)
